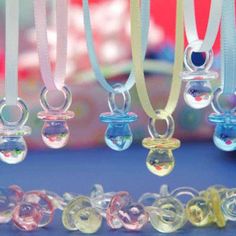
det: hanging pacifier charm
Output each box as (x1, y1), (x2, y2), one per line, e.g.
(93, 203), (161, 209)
(180, 41), (218, 109)
(142, 110), (180, 177)
(37, 86), (74, 149)
(0, 98), (31, 164)
(208, 88), (236, 151)
(100, 84), (137, 151)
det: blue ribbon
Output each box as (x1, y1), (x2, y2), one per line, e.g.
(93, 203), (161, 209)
(82, 0), (150, 93)
(221, 0), (236, 94)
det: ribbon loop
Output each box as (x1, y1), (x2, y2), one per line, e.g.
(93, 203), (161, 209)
(34, 0), (68, 91)
(130, 0), (184, 121)
(184, 0), (223, 52)
(83, 0), (150, 93)
(5, 0), (19, 106)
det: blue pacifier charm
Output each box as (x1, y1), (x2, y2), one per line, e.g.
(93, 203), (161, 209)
(100, 84), (137, 151)
(180, 41), (218, 109)
(208, 88), (236, 151)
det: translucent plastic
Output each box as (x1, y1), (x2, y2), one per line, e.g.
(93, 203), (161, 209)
(38, 86), (74, 149)
(0, 185), (23, 223)
(62, 196), (102, 234)
(186, 197), (211, 227)
(146, 149), (175, 176)
(149, 196), (186, 233)
(106, 192), (132, 229)
(184, 80), (213, 109)
(0, 98), (31, 164)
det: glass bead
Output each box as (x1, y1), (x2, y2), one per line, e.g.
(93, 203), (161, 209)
(118, 202), (149, 231)
(149, 196), (186, 233)
(0, 186), (23, 223)
(146, 149), (175, 177)
(213, 124), (236, 151)
(184, 80), (213, 109)
(186, 197), (211, 227)
(106, 192), (132, 229)
(12, 202), (42, 231)
(0, 136), (27, 164)
(62, 196), (102, 234)
(23, 191), (54, 227)
(42, 121), (70, 149)
(105, 123), (133, 151)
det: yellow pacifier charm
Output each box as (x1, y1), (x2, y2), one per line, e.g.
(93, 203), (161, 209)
(142, 110), (180, 176)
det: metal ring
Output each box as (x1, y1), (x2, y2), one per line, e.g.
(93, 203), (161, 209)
(108, 83), (131, 113)
(211, 87), (235, 114)
(40, 86), (72, 112)
(184, 41), (214, 72)
(0, 98), (29, 128)
(148, 110), (175, 139)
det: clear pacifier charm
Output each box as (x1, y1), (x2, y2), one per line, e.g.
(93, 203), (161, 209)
(221, 188), (236, 221)
(208, 88), (236, 151)
(148, 185), (186, 233)
(37, 86), (74, 149)
(100, 84), (137, 151)
(62, 195), (102, 234)
(142, 110), (180, 176)
(0, 98), (31, 164)
(180, 41), (218, 109)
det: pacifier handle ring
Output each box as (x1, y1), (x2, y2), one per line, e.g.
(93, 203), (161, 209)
(211, 87), (236, 114)
(0, 97), (29, 128)
(184, 40), (214, 72)
(148, 110), (175, 139)
(108, 83), (131, 113)
(171, 187), (199, 205)
(40, 86), (72, 112)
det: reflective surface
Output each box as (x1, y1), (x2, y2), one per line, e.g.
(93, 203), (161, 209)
(146, 149), (175, 176)
(184, 81), (213, 109)
(0, 136), (27, 164)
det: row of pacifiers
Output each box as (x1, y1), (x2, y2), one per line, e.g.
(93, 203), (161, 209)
(1, 184), (236, 234)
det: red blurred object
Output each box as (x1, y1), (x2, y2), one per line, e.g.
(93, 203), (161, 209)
(73, 0), (220, 52)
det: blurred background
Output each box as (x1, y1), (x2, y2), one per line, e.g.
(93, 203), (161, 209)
(0, 0), (223, 148)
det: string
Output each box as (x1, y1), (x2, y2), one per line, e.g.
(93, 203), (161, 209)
(82, 0), (150, 93)
(221, 0), (236, 95)
(184, 0), (222, 52)
(130, 0), (184, 120)
(5, 0), (19, 106)
(34, 0), (68, 91)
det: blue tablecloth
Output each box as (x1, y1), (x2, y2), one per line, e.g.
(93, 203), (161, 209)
(0, 141), (236, 235)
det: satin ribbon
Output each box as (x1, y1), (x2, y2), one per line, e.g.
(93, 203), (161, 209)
(82, 0), (150, 93)
(5, 0), (19, 106)
(130, 0), (184, 120)
(184, 0), (222, 52)
(221, 0), (236, 95)
(34, 0), (68, 91)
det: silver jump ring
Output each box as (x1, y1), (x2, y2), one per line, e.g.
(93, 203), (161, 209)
(0, 97), (29, 128)
(40, 86), (72, 112)
(148, 110), (175, 139)
(108, 83), (131, 113)
(184, 40), (214, 72)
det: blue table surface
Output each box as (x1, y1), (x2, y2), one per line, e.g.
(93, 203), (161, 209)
(1, 141), (236, 236)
